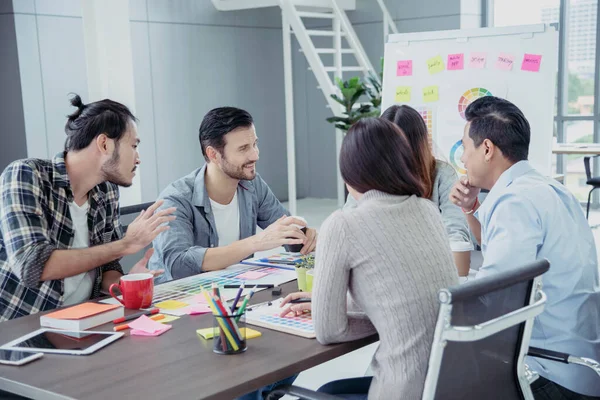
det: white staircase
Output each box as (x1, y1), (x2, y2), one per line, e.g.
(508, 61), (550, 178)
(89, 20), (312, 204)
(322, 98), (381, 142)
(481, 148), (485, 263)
(212, 0), (398, 212)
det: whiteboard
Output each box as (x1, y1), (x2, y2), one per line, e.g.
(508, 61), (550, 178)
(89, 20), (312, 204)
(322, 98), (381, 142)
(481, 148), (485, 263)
(381, 24), (558, 176)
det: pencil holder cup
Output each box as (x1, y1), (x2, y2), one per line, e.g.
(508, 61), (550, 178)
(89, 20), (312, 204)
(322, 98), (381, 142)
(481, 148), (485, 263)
(212, 312), (247, 355)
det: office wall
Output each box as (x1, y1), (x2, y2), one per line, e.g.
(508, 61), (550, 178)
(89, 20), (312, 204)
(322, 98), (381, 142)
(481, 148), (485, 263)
(5, 0), (479, 201)
(7, 0), (290, 201)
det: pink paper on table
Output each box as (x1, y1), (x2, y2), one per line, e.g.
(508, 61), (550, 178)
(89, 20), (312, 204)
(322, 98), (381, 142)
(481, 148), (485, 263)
(447, 54), (464, 70)
(521, 54), (542, 72)
(131, 325), (172, 337)
(236, 270), (269, 280)
(496, 53), (514, 71)
(396, 60), (412, 76)
(189, 294), (210, 304)
(186, 304), (212, 315)
(128, 314), (171, 335)
(469, 52), (487, 69)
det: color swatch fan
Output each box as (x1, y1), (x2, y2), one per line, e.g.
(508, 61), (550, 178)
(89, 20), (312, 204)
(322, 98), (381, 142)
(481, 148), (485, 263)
(458, 87), (493, 119)
(246, 298), (315, 339)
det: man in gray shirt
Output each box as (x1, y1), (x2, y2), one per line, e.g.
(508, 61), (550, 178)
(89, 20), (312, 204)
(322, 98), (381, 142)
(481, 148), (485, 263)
(149, 107), (317, 284)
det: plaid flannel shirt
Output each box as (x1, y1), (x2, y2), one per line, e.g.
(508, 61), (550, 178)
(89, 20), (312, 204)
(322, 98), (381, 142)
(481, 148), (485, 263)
(0, 152), (124, 322)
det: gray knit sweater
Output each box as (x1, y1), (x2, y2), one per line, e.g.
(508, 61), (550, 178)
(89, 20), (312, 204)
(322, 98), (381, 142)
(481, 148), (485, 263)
(313, 191), (459, 399)
(344, 161), (470, 243)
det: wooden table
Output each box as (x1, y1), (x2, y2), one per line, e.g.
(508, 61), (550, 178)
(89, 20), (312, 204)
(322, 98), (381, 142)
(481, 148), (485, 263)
(0, 282), (377, 400)
(552, 144), (600, 155)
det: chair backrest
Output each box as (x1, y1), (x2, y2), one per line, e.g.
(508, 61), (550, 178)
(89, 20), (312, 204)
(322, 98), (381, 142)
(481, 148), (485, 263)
(422, 259), (550, 400)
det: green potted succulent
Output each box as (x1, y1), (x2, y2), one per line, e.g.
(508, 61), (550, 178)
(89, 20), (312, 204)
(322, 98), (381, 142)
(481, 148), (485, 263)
(295, 254), (315, 292)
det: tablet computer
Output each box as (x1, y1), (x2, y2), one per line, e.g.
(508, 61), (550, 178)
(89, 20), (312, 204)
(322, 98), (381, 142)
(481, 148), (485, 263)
(0, 328), (124, 355)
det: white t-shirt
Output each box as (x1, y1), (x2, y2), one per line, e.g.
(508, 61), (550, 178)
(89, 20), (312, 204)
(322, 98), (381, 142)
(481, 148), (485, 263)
(209, 192), (240, 247)
(63, 200), (95, 306)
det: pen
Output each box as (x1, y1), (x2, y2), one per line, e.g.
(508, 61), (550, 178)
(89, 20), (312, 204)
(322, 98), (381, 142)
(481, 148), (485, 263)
(113, 308), (160, 324)
(289, 299), (311, 304)
(259, 259), (298, 265)
(224, 284), (274, 289)
(113, 314), (165, 331)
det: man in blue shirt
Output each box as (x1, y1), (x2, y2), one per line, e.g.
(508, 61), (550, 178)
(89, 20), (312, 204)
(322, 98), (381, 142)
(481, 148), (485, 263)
(149, 107), (317, 284)
(450, 96), (600, 399)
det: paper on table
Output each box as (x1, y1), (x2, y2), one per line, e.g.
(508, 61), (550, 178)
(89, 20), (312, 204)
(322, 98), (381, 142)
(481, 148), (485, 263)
(131, 325), (172, 337)
(186, 304), (212, 315)
(196, 327), (262, 340)
(157, 315), (180, 324)
(155, 300), (189, 310)
(235, 271), (269, 280)
(129, 315), (171, 334)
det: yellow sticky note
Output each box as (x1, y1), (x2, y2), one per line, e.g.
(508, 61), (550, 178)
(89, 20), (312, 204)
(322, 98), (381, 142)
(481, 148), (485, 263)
(423, 86), (439, 103)
(155, 300), (189, 310)
(157, 315), (180, 324)
(427, 55), (444, 74)
(196, 327), (262, 340)
(395, 86), (411, 102)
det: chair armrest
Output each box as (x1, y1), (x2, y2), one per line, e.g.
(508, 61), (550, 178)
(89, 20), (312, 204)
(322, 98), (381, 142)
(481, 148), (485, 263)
(529, 347), (600, 377)
(528, 346), (569, 363)
(265, 385), (344, 400)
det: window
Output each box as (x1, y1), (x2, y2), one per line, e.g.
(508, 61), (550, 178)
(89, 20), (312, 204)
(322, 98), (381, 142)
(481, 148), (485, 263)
(492, 0), (599, 203)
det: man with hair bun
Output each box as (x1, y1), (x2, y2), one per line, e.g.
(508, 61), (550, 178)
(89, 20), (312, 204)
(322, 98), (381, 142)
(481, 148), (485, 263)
(0, 94), (176, 322)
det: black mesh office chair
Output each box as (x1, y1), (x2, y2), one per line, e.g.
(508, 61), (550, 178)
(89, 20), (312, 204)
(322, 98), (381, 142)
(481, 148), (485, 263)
(584, 155), (600, 219)
(265, 260), (598, 400)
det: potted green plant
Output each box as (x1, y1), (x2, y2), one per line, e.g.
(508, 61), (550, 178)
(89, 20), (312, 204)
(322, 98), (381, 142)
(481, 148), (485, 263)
(325, 58), (384, 133)
(295, 254), (315, 292)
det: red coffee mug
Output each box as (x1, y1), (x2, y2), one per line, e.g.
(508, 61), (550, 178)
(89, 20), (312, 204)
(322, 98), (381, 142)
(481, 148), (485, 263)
(109, 273), (154, 309)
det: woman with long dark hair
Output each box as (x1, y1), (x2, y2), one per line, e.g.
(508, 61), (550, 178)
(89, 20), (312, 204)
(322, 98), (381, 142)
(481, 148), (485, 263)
(280, 118), (458, 399)
(345, 105), (473, 278)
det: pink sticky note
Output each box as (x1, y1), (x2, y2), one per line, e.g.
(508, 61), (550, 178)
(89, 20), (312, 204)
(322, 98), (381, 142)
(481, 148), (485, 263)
(236, 271), (269, 280)
(521, 54), (542, 72)
(396, 60), (412, 77)
(190, 294), (210, 304)
(186, 304), (212, 315)
(131, 325), (172, 337)
(469, 52), (487, 69)
(128, 315), (169, 334)
(496, 53), (515, 71)
(447, 54), (464, 70)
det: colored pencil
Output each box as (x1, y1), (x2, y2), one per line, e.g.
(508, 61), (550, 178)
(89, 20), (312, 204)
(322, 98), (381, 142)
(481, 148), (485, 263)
(203, 291), (238, 351)
(230, 283), (245, 313)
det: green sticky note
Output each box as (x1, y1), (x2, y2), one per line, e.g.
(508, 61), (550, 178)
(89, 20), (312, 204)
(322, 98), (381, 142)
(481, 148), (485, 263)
(423, 86), (439, 103)
(427, 55), (445, 74)
(395, 86), (411, 102)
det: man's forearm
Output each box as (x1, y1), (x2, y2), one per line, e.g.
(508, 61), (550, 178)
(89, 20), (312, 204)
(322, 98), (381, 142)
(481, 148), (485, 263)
(200, 237), (257, 272)
(466, 213), (481, 245)
(41, 240), (131, 281)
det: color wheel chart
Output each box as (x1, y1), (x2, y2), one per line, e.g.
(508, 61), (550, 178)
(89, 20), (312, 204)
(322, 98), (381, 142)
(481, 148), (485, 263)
(458, 87), (493, 120)
(449, 140), (467, 174)
(450, 87), (493, 174)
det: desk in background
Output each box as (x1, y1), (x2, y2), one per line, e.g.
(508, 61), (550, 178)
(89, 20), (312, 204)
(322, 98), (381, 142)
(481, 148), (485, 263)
(0, 281), (377, 400)
(552, 143), (600, 155)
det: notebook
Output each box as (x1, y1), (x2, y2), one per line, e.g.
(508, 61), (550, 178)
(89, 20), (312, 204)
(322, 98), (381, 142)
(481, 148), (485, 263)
(40, 303), (124, 331)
